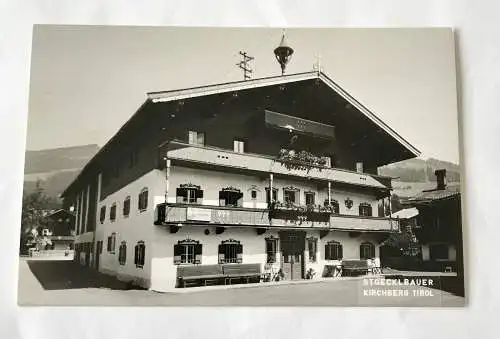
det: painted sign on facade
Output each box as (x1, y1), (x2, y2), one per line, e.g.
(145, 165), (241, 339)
(186, 207), (212, 221)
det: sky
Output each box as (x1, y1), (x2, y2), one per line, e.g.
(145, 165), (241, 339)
(26, 26), (460, 164)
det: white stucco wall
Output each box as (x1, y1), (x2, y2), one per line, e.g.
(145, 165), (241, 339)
(150, 226), (282, 292)
(93, 169), (166, 287)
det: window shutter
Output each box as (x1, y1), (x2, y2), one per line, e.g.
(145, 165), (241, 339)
(194, 244), (202, 264)
(236, 244), (243, 263)
(134, 245), (138, 265)
(324, 244), (328, 260)
(339, 245), (343, 260)
(218, 244), (225, 264)
(173, 244), (182, 264)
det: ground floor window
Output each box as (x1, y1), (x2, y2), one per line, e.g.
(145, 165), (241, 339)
(174, 239), (202, 264)
(118, 241), (126, 265)
(134, 241), (146, 268)
(307, 237), (318, 262)
(325, 240), (343, 260)
(218, 239), (242, 264)
(429, 243), (449, 260)
(107, 233), (116, 253)
(360, 242), (375, 259)
(265, 236), (279, 263)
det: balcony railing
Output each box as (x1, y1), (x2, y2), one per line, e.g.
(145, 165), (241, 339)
(161, 141), (392, 190)
(156, 203), (399, 232)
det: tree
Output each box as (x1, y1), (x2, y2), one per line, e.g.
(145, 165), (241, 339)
(19, 181), (59, 254)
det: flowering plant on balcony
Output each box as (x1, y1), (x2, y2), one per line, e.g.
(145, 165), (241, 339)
(277, 149), (327, 173)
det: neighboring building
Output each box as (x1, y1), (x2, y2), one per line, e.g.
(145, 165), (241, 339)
(41, 209), (76, 250)
(404, 169), (462, 272)
(61, 69), (420, 291)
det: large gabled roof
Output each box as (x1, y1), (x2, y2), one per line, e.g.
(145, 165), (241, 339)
(62, 70), (420, 198)
(148, 71), (420, 157)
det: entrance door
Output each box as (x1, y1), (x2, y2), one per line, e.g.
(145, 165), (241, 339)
(280, 230), (305, 280)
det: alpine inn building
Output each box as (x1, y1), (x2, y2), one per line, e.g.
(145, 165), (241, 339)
(61, 71), (420, 292)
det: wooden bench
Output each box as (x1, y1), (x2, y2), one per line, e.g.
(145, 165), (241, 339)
(341, 259), (370, 277)
(222, 263), (263, 285)
(177, 265), (224, 288)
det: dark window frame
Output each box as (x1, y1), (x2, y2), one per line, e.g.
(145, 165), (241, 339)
(307, 237), (318, 262)
(123, 196), (131, 217)
(134, 241), (146, 268)
(359, 203), (373, 217)
(107, 233), (116, 254)
(118, 241), (127, 265)
(110, 203), (117, 222)
(265, 187), (278, 204)
(325, 240), (343, 260)
(99, 206), (106, 224)
(305, 191), (315, 206)
(138, 188), (148, 212)
(173, 239), (202, 265)
(360, 242), (376, 260)
(218, 239), (242, 264)
(265, 236), (279, 263)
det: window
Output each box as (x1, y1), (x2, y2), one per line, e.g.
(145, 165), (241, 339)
(265, 236), (279, 263)
(324, 199), (340, 214)
(305, 192), (315, 205)
(173, 239), (202, 264)
(283, 188), (298, 204)
(188, 130), (205, 146)
(251, 190), (257, 199)
(219, 187), (243, 207)
(99, 206), (106, 223)
(325, 241), (343, 260)
(138, 188), (148, 211)
(107, 233), (116, 253)
(110, 203), (117, 222)
(233, 139), (245, 153)
(123, 196), (131, 217)
(307, 238), (318, 262)
(118, 241), (127, 265)
(218, 239), (242, 264)
(42, 228), (50, 236)
(360, 242), (375, 260)
(176, 184), (203, 204)
(430, 243), (449, 260)
(265, 188), (278, 204)
(134, 241), (146, 268)
(359, 203), (373, 216)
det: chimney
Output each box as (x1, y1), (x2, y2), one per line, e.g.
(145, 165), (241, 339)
(435, 169), (447, 190)
(356, 162), (364, 173)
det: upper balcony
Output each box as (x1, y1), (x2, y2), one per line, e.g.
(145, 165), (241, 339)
(155, 203), (399, 232)
(160, 141), (392, 190)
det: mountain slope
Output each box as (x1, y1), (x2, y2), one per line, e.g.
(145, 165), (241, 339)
(23, 144), (99, 198)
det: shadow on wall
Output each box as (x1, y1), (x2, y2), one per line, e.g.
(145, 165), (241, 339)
(26, 260), (146, 291)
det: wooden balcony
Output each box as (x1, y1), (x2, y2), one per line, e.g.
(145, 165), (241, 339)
(156, 203), (399, 232)
(160, 141), (392, 190)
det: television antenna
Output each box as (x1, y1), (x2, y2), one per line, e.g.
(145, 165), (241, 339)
(236, 51), (254, 80)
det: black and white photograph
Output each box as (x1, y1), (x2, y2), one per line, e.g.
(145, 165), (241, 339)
(17, 25), (465, 307)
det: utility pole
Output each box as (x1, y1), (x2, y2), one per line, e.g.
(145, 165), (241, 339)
(236, 51), (254, 80)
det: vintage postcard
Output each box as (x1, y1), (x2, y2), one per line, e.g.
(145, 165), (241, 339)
(18, 26), (465, 306)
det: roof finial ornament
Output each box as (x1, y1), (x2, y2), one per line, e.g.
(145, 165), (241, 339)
(274, 29), (294, 75)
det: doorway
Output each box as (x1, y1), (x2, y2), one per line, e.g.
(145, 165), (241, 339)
(279, 230), (305, 280)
